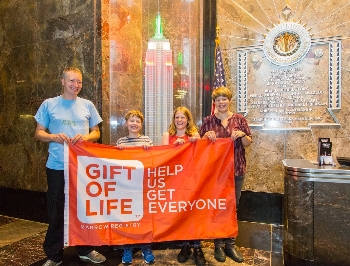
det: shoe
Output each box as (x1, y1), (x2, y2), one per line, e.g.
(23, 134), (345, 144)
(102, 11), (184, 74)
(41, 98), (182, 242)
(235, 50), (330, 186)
(214, 247), (226, 262)
(142, 248), (155, 264)
(79, 250), (106, 264)
(122, 247), (133, 264)
(193, 247), (206, 266)
(177, 244), (192, 263)
(225, 246), (244, 263)
(42, 260), (62, 266)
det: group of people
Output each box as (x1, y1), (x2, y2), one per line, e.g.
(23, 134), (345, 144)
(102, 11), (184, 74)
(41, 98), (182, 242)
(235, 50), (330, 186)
(34, 67), (252, 266)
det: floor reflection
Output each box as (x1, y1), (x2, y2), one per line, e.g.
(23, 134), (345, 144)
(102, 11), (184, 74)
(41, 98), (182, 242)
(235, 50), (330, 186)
(0, 215), (282, 266)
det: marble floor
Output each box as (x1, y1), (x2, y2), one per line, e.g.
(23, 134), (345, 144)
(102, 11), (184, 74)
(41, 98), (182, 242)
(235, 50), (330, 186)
(0, 215), (283, 266)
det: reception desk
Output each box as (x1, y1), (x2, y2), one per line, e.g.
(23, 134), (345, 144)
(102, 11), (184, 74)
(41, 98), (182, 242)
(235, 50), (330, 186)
(283, 159), (350, 266)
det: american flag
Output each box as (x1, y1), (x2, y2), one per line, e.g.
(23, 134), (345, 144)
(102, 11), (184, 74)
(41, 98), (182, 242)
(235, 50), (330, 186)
(211, 44), (226, 115)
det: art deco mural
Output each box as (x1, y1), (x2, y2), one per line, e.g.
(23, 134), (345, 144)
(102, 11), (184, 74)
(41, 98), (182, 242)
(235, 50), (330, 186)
(218, 0), (350, 192)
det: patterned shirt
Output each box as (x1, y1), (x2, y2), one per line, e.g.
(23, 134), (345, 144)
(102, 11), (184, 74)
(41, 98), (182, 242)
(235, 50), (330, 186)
(200, 113), (252, 177)
(116, 135), (153, 147)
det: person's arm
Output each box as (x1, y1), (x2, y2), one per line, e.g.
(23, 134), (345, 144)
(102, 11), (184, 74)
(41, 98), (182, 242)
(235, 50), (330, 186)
(35, 123), (70, 144)
(161, 132), (170, 145)
(231, 131), (252, 147)
(240, 134), (252, 147)
(84, 125), (100, 142)
(230, 116), (252, 147)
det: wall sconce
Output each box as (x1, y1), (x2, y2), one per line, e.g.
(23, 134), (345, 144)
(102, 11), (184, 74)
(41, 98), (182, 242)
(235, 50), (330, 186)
(314, 49), (324, 59)
(251, 55), (260, 64)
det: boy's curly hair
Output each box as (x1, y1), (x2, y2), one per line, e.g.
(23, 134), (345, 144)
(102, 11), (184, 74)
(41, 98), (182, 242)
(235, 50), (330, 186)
(125, 109), (144, 124)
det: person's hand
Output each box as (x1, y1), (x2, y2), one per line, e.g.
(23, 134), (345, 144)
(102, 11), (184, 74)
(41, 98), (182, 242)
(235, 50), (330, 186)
(142, 144), (151, 150)
(204, 131), (216, 142)
(174, 138), (186, 145)
(189, 136), (200, 143)
(116, 144), (125, 150)
(71, 133), (85, 144)
(51, 133), (70, 144)
(231, 130), (246, 141)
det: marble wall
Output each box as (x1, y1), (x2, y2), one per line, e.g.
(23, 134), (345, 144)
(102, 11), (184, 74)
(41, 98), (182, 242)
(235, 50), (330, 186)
(218, 0), (350, 193)
(0, 0), (102, 191)
(1, 0), (350, 197)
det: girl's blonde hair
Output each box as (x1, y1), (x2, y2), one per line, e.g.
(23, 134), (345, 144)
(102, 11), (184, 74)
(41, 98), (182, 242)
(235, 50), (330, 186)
(168, 106), (198, 136)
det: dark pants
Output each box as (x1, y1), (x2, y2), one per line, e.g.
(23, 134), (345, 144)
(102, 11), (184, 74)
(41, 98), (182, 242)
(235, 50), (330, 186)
(183, 240), (201, 247)
(44, 168), (93, 262)
(214, 175), (244, 248)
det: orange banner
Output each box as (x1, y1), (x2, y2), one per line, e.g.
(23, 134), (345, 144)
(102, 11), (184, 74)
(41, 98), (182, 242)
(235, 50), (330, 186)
(64, 138), (237, 246)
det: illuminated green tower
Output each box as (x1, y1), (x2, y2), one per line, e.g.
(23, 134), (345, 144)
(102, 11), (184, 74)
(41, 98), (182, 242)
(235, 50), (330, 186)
(144, 13), (174, 145)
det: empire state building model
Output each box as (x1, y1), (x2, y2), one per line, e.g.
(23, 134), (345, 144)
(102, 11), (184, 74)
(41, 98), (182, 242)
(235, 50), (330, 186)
(144, 13), (174, 145)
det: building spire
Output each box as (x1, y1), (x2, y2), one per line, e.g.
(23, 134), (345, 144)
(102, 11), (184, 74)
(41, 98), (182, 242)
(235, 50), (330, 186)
(153, 0), (163, 39)
(154, 12), (163, 38)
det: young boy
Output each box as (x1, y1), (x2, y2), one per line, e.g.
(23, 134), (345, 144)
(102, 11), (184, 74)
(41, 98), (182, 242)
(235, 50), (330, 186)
(116, 109), (155, 264)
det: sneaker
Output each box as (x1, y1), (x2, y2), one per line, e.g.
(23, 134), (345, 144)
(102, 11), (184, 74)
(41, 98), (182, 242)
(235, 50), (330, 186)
(193, 247), (206, 266)
(177, 244), (192, 263)
(122, 247), (133, 264)
(79, 250), (106, 264)
(142, 249), (155, 264)
(42, 260), (62, 266)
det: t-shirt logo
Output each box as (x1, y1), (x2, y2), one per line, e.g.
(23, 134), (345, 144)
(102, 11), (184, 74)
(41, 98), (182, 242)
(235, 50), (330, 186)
(62, 120), (76, 126)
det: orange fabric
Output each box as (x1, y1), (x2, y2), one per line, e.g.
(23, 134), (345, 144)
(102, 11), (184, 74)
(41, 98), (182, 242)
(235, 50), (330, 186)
(168, 134), (189, 144)
(64, 138), (237, 246)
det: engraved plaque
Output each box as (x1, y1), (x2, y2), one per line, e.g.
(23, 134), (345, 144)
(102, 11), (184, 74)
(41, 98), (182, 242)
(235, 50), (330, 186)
(236, 39), (341, 130)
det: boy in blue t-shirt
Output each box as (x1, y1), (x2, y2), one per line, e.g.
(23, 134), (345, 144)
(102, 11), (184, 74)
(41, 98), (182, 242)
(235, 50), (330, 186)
(116, 109), (154, 264)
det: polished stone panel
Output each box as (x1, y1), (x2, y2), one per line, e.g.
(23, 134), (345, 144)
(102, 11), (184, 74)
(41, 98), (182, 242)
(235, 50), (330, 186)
(284, 178), (314, 260)
(238, 191), (282, 224)
(0, 0), (102, 192)
(236, 221), (272, 252)
(0, 187), (48, 223)
(313, 182), (350, 264)
(0, 219), (48, 248)
(271, 225), (283, 253)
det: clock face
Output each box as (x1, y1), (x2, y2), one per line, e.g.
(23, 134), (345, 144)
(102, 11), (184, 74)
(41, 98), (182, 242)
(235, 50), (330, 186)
(263, 22), (311, 66)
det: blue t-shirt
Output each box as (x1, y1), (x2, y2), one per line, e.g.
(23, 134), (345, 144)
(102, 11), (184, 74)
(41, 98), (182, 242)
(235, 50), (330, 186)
(34, 96), (103, 170)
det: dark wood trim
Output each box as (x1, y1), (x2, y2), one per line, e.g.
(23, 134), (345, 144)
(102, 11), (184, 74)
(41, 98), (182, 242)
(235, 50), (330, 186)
(202, 0), (217, 118)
